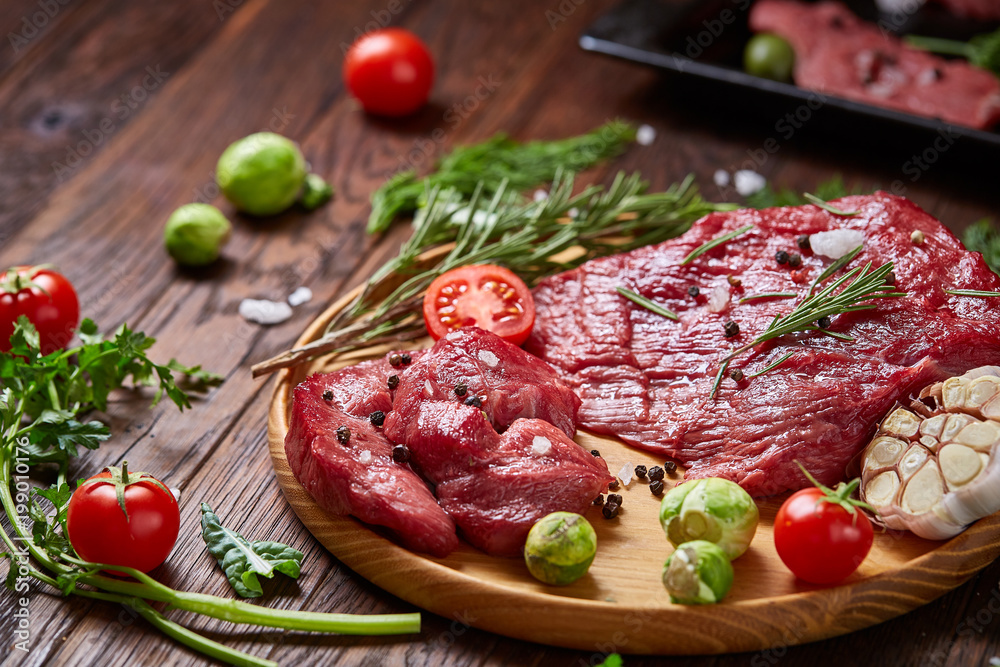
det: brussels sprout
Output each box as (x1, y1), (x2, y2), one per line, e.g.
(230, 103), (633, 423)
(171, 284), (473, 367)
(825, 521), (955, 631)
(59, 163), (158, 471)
(662, 540), (734, 605)
(300, 173), (334, 210)
(216, 132), (307, 216)
(163, 203), (232, 266)
(659, 477), (759, 560)
(523, 512), (597, 585)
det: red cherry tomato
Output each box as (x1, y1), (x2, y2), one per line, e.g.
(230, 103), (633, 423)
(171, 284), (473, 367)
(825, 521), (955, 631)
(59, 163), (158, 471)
(423, 264), (536, 345)
(343, 28), (434, 116)
(0, 265), (80, 355)
(66, 463), (180, 574)
(773, 485), (874, 584)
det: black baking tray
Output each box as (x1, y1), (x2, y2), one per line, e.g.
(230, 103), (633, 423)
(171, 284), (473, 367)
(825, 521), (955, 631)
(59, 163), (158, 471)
(580, 0), (1000, 151)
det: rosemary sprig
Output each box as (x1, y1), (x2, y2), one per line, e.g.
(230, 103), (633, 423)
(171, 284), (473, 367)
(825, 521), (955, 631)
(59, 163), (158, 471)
(710, 260), (906, 397)
(367, 120), (637, 233)
(807, 245), (864, 297)
(739, 292), (796, 303)
(616, 287), (678, 321)
(945, 289), (1000, 297)
(253, 172), (733, 376)
(804, 192), (859, 217)
(680, 224), (754, 265)
(745, 351), (794, 379)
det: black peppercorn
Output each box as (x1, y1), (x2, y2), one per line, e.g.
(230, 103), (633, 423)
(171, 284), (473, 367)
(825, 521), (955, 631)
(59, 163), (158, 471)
(464, 395), (482, 408)
(648, 466), (665, 482)
(818, 315), (831, 329)
(602, 502), (620, 519)
(593, 495), (604, 506)
(454, 382), (468, 397)
(392, 444), (410, 463)
(322, 389), (333, 402)
(797, 234), (811, 250)
(788, 253), (802, 268)
(590, 449), (601, 457)
(663, 461), (678, 474)
(387, 375), (399, 390)
(607, 493), (623, 506)
(401, 353), (412, 365)
(730, 368), (745, 382)
(724, 321), (740, 337)
(688, 286), (700, 298)
(649, 479), (665, 496)
(886, 271), (896, 285)
(634, 465), (647, 479)
(336, 426), (350, 445)
(369, 410), (385, 427)
(775, 250), (789, 265)
(608, 479), (620, 491)
(389, 354), (403, 367)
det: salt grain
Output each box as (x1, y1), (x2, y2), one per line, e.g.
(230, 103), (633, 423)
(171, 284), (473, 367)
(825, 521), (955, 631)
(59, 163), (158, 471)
(809, 229), (865, 259)
(478, 349), (499, 368)
(618, 462), (634, 487)
(288, 286), (313, 307)
(424, 379), (434, 396)
(358, 450), (372, 464)
(706, 284), (730, 314)
(531, 435), (552, 456)
(713, 169), (730, 188)
(533, 189), (549, 202)
(636, 124), (657, 146)
(169, 487), (181, 503)
(734, 170), (766, 196)
(239, 298), (293, 325)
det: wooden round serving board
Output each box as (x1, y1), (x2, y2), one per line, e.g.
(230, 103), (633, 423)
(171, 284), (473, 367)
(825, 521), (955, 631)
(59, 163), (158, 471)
(266, 288), (1000, 655)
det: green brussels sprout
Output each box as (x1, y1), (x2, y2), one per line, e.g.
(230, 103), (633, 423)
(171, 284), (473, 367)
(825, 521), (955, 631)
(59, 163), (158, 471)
(662, 540), (734, 605)
(216, 132), (307, 216)
(523, 512), (597, 586)
(163, 203), (232, 266)
(300, 173), (334, 210)
(659, 477), (759, 560)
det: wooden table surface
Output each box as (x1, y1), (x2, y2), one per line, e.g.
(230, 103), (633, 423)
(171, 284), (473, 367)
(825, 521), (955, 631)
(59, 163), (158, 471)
(2, 0), (999, 665)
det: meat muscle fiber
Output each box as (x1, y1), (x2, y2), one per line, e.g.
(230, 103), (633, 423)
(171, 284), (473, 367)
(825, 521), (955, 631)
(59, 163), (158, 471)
(526, 193), (1000, 497)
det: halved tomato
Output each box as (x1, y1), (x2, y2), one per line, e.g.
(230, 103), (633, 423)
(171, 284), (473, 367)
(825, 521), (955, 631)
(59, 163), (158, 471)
(422, 264), (535, 345)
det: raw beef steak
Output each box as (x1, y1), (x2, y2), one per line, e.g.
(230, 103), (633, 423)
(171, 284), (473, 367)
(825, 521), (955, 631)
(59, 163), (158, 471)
(526, 193), (1000, 496)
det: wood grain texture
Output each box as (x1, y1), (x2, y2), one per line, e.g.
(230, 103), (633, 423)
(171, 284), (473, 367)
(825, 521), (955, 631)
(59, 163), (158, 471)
(2, 0), (1000, 665)
(265, 286), (1000, 655)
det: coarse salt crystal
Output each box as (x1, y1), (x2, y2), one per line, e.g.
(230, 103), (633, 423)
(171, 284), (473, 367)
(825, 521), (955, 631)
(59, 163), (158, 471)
(713, 169), (730, 188)
(424, 379), (434, 396)
(636, 124), (657, 146)
(239, 298), (293, 325)
(618, 462), (634, 487)
(706, 284), (730, 314)
(531, 436), (552, 456)
(734, 170), (766, 196)
(288, 286), (312, 307)
(478, 349), (499, 368)
(358, 450), (372, 464)
(533, 189), (549, 202)
(809, 229), (865, 259)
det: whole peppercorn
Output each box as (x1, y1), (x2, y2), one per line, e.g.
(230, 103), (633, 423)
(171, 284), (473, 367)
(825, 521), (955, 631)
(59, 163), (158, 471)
(724, 321), (740, 338)
(322, 389), (334, 402)
(389, 354), (403, 367)
(369, 410), (386, 427)
(634, 465), (648, 479)
(788, 253), (802, 268)
(607, 493), (623, 506)
(727, 275), (742, 287)
(663, 461), (678, 475)
(593, 495), (604, 506)
(688, 286), (700, 298)
(730, 368), (745, 382)
(464, 395), (483, 408)
(797, 234), (811, 250)
(648, 466), (665, 482)
(392, 444), (410, 463)
(590, 449), (601, 457)
(387, 374), (400, 390)
(602, 502), (620, 520)
(401, 353), (412, 365)
(336, 426), (351, 445)
(775, 250), (789, 265)
(886, 271), (896, 285)
(454, 382), (468, 397)
(649, 479), (665, 496)
(608, 479), (620, 491)
(817, 315), (832, 329)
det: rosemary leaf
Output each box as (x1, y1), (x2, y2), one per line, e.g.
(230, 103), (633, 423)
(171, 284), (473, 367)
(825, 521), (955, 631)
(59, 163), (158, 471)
(804, 192), (859, 217)
(680, 224), (754, 266)
(945, 289), (1000, 297)
(808, 244), (864, 296)
(746, 352), (794, 379)
(616, 287), (679, 321)
(739, 292), (796, 303)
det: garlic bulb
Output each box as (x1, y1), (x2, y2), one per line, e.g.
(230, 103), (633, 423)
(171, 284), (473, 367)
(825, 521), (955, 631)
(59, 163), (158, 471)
(860, 366), (1000, 540)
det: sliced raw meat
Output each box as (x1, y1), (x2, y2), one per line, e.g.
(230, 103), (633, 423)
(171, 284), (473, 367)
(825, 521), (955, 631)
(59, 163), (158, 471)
(749, 0), (1000, 130)
(930, 0), (1000, 19)
(526, 192), (1000, 497)
(285, 352), (460, 558)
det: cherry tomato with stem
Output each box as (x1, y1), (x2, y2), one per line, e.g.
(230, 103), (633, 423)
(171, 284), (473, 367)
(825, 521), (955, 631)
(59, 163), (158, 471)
(0, 265), (80, 355)
(773, 468), (874, 585)
(343, 28), (435, 116)
(423, 264), (535, 345)
(66, 462), (180, 575)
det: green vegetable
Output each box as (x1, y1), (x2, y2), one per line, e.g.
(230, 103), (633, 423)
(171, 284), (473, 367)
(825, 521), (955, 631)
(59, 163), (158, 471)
(906, 27), (1000, 78)
(164, 203), (232, 266)
(962, 219), (1000, 275)
(300, 173), (334, 210)
(366, 120), (638, 233)
(216, 132), (307, 216)
(523, 512), (597, 585)
(0, 317), (418, 667)
(200, 502), (303, 598)
(662, 540), (734, 605)
(744, 33), (795, 82)
(596, 654), (624, 667)
(659, 478), (759, 560)
(744, 175), (854, 209)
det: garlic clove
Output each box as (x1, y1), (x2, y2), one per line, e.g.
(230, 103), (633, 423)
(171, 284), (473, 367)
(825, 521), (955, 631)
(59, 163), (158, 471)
(898, 445), (929, 481)
(919, 414), (946, 439)
(864, 470), (900, 509)
(864, 436), (908, 471)
(940, 377), (967, 411)
(882, 407), (921, 437)
(954, 420), (1000, 451)
(900, 461), (944, 515)
(938, 444), (982, 488)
